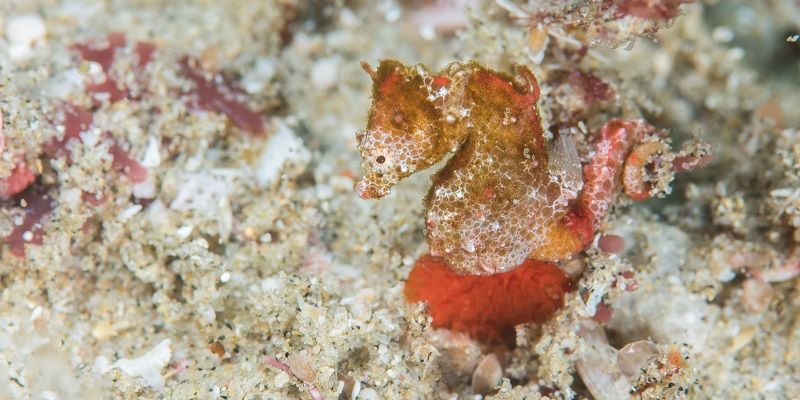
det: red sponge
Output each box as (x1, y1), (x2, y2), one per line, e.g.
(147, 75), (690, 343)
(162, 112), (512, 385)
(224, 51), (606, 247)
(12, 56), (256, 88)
(404, 255), (571, 344)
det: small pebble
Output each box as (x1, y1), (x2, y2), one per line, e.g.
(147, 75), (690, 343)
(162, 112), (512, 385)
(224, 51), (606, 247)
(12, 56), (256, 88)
(471, 353), (502, 396)
(287, 351), (316, 382)
(274, 371), (290, 388)
(357, 388), (379, 400)
(207, 342), (225, 357)
(598, 234), (626, 254)
(561, 258), (585, 277)
(5, 14), (46, 61)
(741, 278), (773, 313)
(311, 57), (339, 91)
(617, 340), (659, 376)
(6, 14), (46, 46)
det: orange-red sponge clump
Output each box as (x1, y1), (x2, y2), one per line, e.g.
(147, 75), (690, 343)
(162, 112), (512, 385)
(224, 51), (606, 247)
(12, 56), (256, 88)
(404, 255), (571, 344)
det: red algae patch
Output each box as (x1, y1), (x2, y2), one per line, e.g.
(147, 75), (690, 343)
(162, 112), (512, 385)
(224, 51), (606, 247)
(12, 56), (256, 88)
(47, 104), (148, 183)
(47, 105), (93, 157)
(109, 142), (148, 183)
(179, 57), (266, 135)
(566, 70), (615, 104)
(73, 32), (128, 102)
(4, 185), (55, 257)
(1, 111), (35, 198)
(404, 255), (571, 344)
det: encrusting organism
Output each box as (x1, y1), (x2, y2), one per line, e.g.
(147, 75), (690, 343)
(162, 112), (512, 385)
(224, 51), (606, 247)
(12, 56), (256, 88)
(404, 255), (571, 343)
(496, 0), (695, 54)
(355, 60), (709, 341)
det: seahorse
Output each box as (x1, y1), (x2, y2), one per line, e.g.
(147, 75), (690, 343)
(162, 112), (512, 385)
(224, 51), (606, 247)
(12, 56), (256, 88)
(355, 60), (709, 342)
(355, 60), (594, 275)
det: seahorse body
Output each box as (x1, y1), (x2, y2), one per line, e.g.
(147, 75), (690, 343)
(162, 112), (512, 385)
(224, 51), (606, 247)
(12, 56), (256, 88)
(356, 60), (584, 275)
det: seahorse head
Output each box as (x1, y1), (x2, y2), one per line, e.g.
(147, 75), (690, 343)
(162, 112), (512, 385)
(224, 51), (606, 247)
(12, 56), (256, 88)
(354, 60), (449, 199)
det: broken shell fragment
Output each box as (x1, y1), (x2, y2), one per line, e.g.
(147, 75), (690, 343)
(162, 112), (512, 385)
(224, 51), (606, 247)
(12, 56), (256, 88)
(618, 340), (659, 377)
(286, 351), (316, 383)
(471, 353), (502, 396)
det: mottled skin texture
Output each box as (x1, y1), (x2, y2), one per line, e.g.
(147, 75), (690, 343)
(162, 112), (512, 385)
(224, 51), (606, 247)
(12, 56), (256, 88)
(356, 61), (650, 275)
(355, 60), (458, 199)
(357, 60), (587, 275)
(355, 61), (672, 340)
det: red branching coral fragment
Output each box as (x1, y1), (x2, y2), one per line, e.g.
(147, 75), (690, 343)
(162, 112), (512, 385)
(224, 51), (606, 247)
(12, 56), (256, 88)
(404, 255), (571, 344)
(179, 57), (266, 135)
(4, 185), (56, 257)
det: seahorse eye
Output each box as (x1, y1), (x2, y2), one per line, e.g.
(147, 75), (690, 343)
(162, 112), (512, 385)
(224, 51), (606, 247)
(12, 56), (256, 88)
(376, 155), (386, 164)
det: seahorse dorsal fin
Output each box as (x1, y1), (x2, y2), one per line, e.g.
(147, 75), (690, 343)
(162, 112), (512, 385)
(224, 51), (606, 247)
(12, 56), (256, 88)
(548, 132), (584, 197)
(361, 61), (377, 81)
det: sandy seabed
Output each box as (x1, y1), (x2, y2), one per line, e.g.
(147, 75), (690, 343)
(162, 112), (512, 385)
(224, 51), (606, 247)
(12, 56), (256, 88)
(0, 1), (799, 399)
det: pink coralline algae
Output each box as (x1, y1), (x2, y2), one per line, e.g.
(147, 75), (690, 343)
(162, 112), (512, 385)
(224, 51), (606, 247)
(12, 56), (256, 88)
(49, 105), (148, 184)
(75, 33), (266, 135)
(109, 142), (149, 183)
